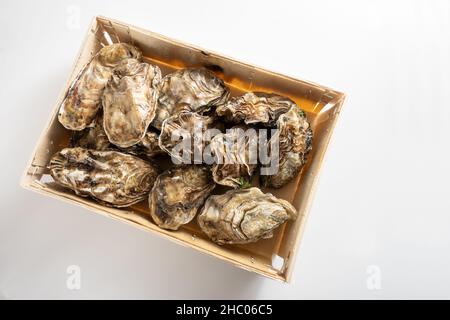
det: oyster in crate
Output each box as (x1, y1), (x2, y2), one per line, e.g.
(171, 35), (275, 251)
(216, 92), (296, 127)
(58, 43), (142, 131)
(148, 165), (215, 230)
(70, 113), (110, 151)
(261, 107), (313, 188)
(209, 126), (258, 188)
(159, 111), (220, 164)
(152, 68), (229, 129)
(103, 59), (162, 148)
(71, 114), (163, 159)
(120, 131), (164, 159)
(48, 147), (158, 207)
(198, 187), (297, 245)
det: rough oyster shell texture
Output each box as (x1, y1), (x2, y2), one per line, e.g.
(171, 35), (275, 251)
(261, 107), (313, 188)
(148, 165), (215, 230)
(70, 113), (110, 151)
(58, 43), (142, 131)
(159, 111), (219, 164)
(152, 68), (230, 129)
(216, 92), (296, 127)
(103, 59), (162, 148)
(198, 187), (297, 245)
(48, 147), (158, 207)
(209, 126), (258, 188)
(71, 113), (163, 159)
(120, 131), (164, 159)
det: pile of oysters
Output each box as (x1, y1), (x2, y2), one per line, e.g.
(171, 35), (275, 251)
(49, 43), (313, 245)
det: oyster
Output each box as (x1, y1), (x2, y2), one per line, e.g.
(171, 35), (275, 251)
(58, 43), (142, 131)
(148, 165), (215, 230)
(103, 59), (162, 148)
(216, 92), (295, 127)
(70, 113), (110, 151)
(159, 111), (219, 164)
(71, 114), (163, 159)
(198, 187), (297, 245)
(261, 107), (313, 188)
(48, 147), (158, 207)
(209, 126), (258, 188)
(152, 68), (230, 129)
(120, 131), (164, 159)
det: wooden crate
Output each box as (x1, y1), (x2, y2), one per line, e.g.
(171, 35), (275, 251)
(21, 16), (345, 282)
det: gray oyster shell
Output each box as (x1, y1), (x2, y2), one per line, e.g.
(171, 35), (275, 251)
(121, 131), (164, 158)
(70, 113), (110, 151)
(152, 68), (229, 129)
(58, 43), (142, 131)
(148, 165), (215, 230)
(159, 111), (219, 164)
(198, 187), (297, 245)
(71, 113), (163, 159)
(48, 147), (158, 207)
(216, 92), (295, 127)
(261, 106), (313, 188)
(209, 126), (257, 188)
(103, 59), (162, 148)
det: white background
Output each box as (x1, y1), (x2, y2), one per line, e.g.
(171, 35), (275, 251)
(1, 0), (449, 299)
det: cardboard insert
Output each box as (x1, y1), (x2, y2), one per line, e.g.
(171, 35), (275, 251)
(21, 16), (345, 282)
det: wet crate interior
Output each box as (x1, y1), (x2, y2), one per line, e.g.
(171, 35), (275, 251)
(21, 16), (345, 282)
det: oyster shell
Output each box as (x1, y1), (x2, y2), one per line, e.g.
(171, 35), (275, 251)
(103, 59), (162, 148)
(209, 126), (258, 188)
(216, 92), (295, 127)
(58, 43), (142, 131)
(159, 111), (219, 164)
(198, 187), (297, 245)
(148, 165), (215, 230)
(261, 106), (313, 188)
(71, 113), (163, 159)
(70, 113), (110, 151)
(152, 68), (230, 129)
(48, 147), (158, 207)
(121, 131), (164, 158)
